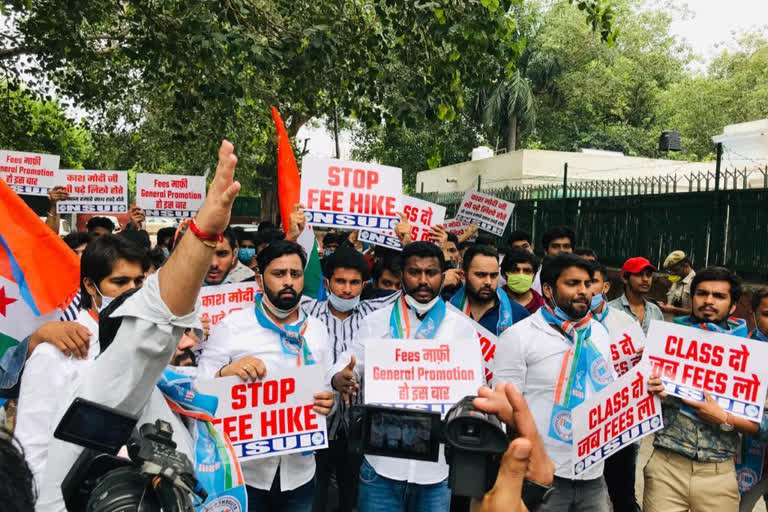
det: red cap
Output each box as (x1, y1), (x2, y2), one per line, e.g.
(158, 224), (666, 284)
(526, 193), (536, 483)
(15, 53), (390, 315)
(621, 257), (657, 275)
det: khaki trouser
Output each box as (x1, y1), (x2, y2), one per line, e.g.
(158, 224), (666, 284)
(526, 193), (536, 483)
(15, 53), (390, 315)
(643, 447), (739, 512)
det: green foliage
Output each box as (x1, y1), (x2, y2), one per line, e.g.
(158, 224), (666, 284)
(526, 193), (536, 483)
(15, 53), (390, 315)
(352, 117), (485, 192)
(660, 31), (768, 159)
(0, 84), (94, 168)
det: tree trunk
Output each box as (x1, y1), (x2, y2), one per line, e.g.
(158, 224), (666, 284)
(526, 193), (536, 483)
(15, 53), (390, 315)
(506, 115), (518, 152)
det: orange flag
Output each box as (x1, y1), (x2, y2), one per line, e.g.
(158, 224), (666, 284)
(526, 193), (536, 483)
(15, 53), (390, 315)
(0, 179), (79, 315)
(271, 106), (301, 233)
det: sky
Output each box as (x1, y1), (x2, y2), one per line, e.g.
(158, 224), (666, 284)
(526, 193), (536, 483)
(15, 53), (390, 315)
(668, 0), (768, 69)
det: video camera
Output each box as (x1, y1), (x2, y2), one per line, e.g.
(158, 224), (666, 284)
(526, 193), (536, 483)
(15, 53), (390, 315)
(54, 398), (205, 512)
(348, 396), (509, 498)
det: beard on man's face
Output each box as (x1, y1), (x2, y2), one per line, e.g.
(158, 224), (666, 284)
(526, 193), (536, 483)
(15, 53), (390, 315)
(403, 281), (439, 304)
(466, 281), (495, 303)
(552, 290), (589, 319)
(265, 284), (300, 310)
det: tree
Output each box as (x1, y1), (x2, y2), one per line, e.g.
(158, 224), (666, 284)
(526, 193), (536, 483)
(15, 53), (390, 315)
(660, 31), (768, 159)
(0, 84), (95, 168)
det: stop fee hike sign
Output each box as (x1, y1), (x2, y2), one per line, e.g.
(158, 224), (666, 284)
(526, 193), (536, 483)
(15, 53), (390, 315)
(644, 320), (768, 422)
(300, 157), (402, 231)
(195, 365), (328, 462)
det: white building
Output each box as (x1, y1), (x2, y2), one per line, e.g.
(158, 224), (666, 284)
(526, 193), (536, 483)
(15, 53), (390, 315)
(415, 148), (715, 194)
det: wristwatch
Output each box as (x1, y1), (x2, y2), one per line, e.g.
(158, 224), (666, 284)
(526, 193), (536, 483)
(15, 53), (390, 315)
(720, 412), (735, 432)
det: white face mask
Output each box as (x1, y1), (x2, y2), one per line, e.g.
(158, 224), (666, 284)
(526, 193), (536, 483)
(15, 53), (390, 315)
(328, 291), (360, 313)
(261, 290), (299, 319)
(404, 293), (440, 315)
(90, 280), (115, 313)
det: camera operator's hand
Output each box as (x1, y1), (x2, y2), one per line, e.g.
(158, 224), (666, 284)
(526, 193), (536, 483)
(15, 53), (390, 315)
(219, 356), (266, 381)
(474, 382), (554, 486)
(28, 321), (91, 359)
(313, 391), (334, 415)
(332, 356), (359, 405)
(472, 438), (532, 512)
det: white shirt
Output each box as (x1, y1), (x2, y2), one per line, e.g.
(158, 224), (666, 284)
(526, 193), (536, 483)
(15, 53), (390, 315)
(197, 308), (339, 491)
(350, 302), (480, 485)
(37, 273), (198, 512)
(532, 267), (542, 294)
(16, 309), (101, 490)
(492, 309), (615, 480)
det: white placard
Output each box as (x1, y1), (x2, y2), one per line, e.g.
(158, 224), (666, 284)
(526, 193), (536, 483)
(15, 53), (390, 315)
(644, 320), (768, 422)
(455, 191), (514, 236)
(608, 321), (646, 377)
(572, 363), (663, 476)
(0, 149), (60, 196)
(364, 338), (482, 416)
(195, 365), (328, 462)
(359, 195), (447, 251)
(56, 170), (128, 213)
(199, 282), (261, 327)
(136, 173), (206, 218)
(300, 157), (402, 230)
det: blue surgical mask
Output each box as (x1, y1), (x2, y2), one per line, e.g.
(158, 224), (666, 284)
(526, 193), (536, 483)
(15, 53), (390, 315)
(590, 293), (604, 311)
(328, 291), (360, 313)
(324, 250), (334, 257)
(238, 247), (256, 265)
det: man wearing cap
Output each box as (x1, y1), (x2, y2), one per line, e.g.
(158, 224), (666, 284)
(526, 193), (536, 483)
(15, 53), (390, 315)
(658, 250), (695, 317)
(608, 257), (664, 334)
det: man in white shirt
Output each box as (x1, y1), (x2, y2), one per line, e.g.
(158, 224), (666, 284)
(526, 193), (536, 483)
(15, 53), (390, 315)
(37, 139), (242, 511)
(588, 262), (643, 512)
(16, 235), (148, 491)
(197, 240), (337, 512)
(493, 253), (615, 512)
(531, 226), (575, 294)
(351, 241), (480, 512)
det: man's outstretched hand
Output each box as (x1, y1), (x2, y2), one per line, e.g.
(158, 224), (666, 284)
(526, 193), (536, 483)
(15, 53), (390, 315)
(195, 141), (241, 235)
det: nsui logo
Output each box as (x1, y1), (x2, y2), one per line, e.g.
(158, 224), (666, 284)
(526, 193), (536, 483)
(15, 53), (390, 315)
(201, 496), (242, 512)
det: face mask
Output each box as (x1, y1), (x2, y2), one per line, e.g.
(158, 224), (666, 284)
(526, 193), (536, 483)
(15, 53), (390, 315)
(445, 260), (458, 270)
(261, 291), (299, 319)
(91, 281), (114, 313)
(324, 250), (334, 257)
(546, 289), (586, 322)
(373, 288), (398, 298)
(328, 291), (360, 312)
(238, 247), (256, 265)
(590, 293), (604, 311)
(506, 274), (533, 294)
(404, 293), (440, 315)
(161, 247), (170, 259)
(668, 275), (682, 283)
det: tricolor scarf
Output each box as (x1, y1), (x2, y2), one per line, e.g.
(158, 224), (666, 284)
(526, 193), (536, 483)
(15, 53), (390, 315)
(541, 305), (613, 444)
(449, 285), (514, 336)
(751, 328), (768, 342)
(389, 294), (446, 339)
(157, 369), (247, 511)
(673, 315), (750, 337)
(254, 293), (315, 366)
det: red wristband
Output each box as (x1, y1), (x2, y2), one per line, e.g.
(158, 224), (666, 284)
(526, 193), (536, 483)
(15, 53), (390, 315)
(189, 218), (224, 243)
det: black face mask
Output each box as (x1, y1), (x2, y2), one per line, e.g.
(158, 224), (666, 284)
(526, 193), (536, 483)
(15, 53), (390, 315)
(372, 288), (398, 298)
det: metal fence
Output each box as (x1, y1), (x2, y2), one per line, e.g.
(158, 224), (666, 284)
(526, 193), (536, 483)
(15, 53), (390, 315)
(416, 167), (768, 280)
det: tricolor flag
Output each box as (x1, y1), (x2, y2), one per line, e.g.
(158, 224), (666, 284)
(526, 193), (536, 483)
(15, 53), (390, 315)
(271, 106), (324, 299)
(0, 179), (79, 385)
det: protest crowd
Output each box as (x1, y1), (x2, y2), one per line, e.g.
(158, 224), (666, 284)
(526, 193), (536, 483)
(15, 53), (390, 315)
(1, 135), (768, 512)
